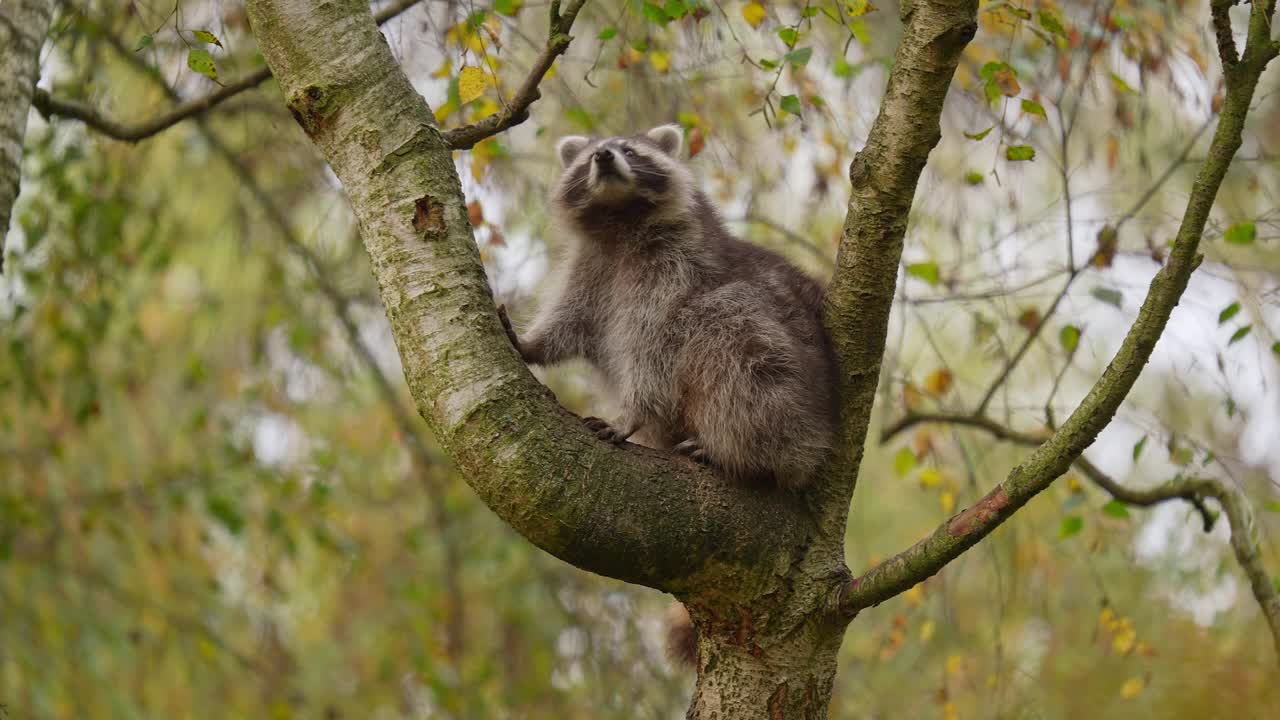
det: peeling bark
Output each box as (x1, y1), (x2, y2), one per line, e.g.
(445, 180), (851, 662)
(0, 0), (55, 270)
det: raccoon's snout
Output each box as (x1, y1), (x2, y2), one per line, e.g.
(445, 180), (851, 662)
(593, 148), (614, 165)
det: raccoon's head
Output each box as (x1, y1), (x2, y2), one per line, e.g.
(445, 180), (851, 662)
(553, 125), (695, 226)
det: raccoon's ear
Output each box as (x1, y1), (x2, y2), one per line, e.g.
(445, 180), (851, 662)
(646, 124), (683, 157)
(556, 136), (590, 167)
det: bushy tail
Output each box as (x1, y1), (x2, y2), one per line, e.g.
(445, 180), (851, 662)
(666, 602), (698, 668)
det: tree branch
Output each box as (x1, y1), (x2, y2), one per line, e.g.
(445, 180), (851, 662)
(441, 0), (589, 150)
(29, 0), (421, 144)
(0, 0), (55, 272)
(820, 0), (979, 536)
(837, 3), (1279, 630)
(880, 411), (1219, 533)
(242, 0), (815, 597)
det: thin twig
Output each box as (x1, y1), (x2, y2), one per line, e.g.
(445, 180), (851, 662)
(31, 0), (422, 143)
(442, 0), (590, 150)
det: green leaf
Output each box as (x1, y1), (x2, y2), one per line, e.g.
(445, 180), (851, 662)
(664, 0), (688, 20)
(192, 29), (223, 47)
(1110, 73), (1137, 95)
(779, 94), (802, 115)
(1059, 325), (1081, 352)
(1059, 515), (1084, 539)
(494, 0), (521, 16)
(1102, 500), (1131, 519)
(1272, 342), (1280, 358)
(1006, 145), (1036, 161)
(206, 496), (244, 535)
(1038, 9), (1067, 39)
(1170, 446), (1194, 466)
(1229, 325), (1252, 345)
(187, 48), (218, 81)
(597, 26), (618, 39)
(784, 47), (813, 66)
(134, 34), (153, 52)
(964, 170), (985, 186)
(833, 57), (854, 78)
(1223, 222), (1256, 245)
(759, 58), (779, 70)
(1218, 302), (1241, 324)
(1133, 435), (1147, 461)
(906, 262), (941, 285)
(802, 6), (820, 17)
(1091, 286), (1123, 308)
(1263, 500), (1280, 513)
(1021, 98), (1047, 118)
(979, 61), (1006, 82)
(565, 106), (597, 131)
(964, 126), (993, 141)
(893, 448), (916, 478)
(642, 2), (670, 24)
(777, 27), (799, 47)
(1007, 5), (1032, 20)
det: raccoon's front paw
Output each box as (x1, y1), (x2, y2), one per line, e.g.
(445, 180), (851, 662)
(673, 437), (710, 465)
(582, 416), (630, 444)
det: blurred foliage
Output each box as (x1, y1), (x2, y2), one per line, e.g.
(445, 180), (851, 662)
(2, 0), (1279, 718)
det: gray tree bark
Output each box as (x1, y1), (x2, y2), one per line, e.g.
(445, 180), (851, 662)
(0, 0), (55, 271)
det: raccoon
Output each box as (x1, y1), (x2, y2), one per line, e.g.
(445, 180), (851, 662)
(502, 124), (838, 491)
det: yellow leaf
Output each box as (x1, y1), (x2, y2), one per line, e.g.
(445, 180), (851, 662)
(1099, 607), (1115, 627)
(919, 619), (936, 642)
(431, 58), (453, 79)
(1066, 475), (1083, 493)
(919, 467), (944, 488)
(1112, 627), (1136, 655)
(434, 99), (459, 124)
(946, 654), (963, 675)
(924, 368), (953, 395)
(1119, 676), (1145, 699)
(471, 97), (500, 120)
(458, 66), (493, 104)
(904, 583), (924, 606)
(942, 702), (960, 720)
(649, 50), (671, 73)
(940, 490), (956, 514)
(742, 1), (767, 28)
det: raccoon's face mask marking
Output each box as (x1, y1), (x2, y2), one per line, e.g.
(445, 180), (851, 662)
(555, 125), (690, 214)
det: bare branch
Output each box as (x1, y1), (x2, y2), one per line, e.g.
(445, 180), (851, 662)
(31, 68), (272, 142)
(836, 4), (1280, 636)
(877, 410), (1278, 658)
(442, 0), (589, 150)
(29, 0), (421, 143)
(880, 411), (1219, 532)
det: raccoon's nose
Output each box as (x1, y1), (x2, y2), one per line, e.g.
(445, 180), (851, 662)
(593, 149), (614, 165)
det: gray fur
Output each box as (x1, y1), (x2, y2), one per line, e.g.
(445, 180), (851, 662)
(507, 126), (838, 490)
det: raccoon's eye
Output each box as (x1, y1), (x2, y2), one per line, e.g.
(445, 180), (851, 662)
(622, 148), (636, 157)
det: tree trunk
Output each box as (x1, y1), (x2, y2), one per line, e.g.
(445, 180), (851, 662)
(687, 609), (846, 719)
(0, 0), (54, 269)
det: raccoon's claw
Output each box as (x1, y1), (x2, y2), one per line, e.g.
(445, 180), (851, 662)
(582, 416), (628, 444)
(673, 438), (710, 465)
